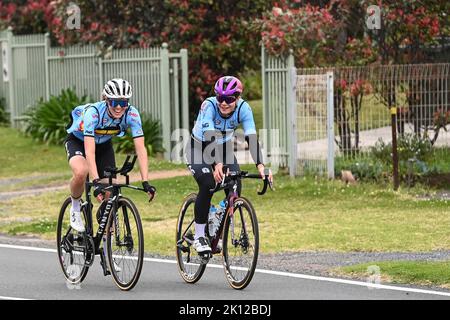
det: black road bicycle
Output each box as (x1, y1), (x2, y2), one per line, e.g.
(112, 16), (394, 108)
(176, 168), (273, 290)
(57, 155), (149, 291)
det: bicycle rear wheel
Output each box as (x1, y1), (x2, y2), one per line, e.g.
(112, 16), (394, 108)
(176, 193), (207, 284)
(106, 197), (144, 291)
(222, 197), (259, 290)
(56, 197), (91, 285)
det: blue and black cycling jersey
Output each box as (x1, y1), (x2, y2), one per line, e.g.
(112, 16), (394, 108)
(192, 97), (257, 144)
(190, 97), (263, 166)
(66, 101), (144, 144)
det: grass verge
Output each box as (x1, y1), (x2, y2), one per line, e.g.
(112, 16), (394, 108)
(337, 260), (450, 289)
(1, 174), (449, 256)
(0, 126), (185, 180)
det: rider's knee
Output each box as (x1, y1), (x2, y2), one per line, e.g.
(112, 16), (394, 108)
(72, 166), (88, 182)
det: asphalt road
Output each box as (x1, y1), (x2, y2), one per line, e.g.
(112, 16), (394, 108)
(0, 244), (449, 300)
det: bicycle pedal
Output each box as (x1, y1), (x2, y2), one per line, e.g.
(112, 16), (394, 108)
(200, 252), (212, 263)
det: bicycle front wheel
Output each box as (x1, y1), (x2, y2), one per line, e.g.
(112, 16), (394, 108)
(56, 197), (90, 285)
(222, 197), (259, 290)
(176, 193), (207, 284)
(106, 197), (144, 291)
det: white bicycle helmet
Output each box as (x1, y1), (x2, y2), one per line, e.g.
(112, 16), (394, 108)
(102, 78), (132, 99)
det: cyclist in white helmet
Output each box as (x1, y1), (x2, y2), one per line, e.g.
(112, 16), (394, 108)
(65, 78), (156, 232)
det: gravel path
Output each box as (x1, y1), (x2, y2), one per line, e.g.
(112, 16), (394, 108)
(0, 169), (191, 201)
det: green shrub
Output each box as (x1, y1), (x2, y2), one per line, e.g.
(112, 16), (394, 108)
(337, 138), (448, 186)
(113, 113), (164, 156)
(0, 97), (9, 126)
(370, 133), (433, 164)
(335, 156), (390, 183)
(238, 69), (262, 101)
(23, 88), (90, 145)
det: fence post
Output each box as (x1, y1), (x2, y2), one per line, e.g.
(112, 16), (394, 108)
(160, 43), (171, 160)
(286, 50), (297, 177)
(391, 105), (399, 190)
(6, 27), (15, 127)
(326, 71), (335, 179)
(172, 58), (180, 131)
(44, 33), (50, 100)
(98, 56), (103, 97)
(180, 48), (189, 132)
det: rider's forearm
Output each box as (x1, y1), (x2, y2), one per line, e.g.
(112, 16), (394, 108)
(134, 137), (149, 181)
(84, 137), (99, 180)
(245, 134), (264, 167)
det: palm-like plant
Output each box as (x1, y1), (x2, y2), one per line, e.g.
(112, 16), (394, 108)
(0, 97), (9, 126)
(23, 88), (90, 145)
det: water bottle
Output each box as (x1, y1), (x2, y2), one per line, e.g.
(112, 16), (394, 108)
(209, 200), (227, 237)
(218, 199), (227, 213)
(208, 205), (218, 236)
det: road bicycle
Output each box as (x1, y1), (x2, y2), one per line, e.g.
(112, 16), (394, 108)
(56, 155), (148, 291)
(176, 168), (273, 290)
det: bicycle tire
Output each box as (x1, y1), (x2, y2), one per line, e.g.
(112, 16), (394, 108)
(56, 197), (90, 285)
(106, 197), (144, 291)
(175, 193), (207, 284)
(222, 196), (259, 290)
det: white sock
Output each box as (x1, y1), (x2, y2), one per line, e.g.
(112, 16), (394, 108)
(71, 196), (81, 212)
(194, 223), (206, 240)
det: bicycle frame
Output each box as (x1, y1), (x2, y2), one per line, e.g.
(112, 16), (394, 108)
(208, 171), (272, 254)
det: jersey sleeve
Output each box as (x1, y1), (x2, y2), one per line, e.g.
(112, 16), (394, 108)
(82, 106), (100, 137)
(200, 100), (216, 139)
(240, 102), (257, 136)
(127, 107), (144, 138)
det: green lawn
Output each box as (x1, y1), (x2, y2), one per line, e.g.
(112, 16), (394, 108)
(0, 126), (185, 180)
(1, 174), (449, 256)
(338, 261), (450, 289)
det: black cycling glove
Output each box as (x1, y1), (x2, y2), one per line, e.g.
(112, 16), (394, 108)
(142, 181), (156, 196)
(92, 179), (104, 198)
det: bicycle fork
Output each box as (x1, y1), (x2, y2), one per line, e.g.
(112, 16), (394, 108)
(97, 195), (117, 276)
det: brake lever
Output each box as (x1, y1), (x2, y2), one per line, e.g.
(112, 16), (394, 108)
(268, 179), (274, 191)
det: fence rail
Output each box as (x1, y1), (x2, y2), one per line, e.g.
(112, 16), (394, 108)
(0, 28), (189, 159)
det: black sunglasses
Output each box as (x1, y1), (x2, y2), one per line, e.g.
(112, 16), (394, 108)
(216, 95), (238, 104)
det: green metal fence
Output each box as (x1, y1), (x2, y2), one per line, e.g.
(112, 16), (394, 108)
(262, 47), (450, 177)
(0, 28), (189, 159)
(262, 47), (334, 177)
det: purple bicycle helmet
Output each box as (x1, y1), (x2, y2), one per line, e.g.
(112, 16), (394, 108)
(214, 76), (243, 96)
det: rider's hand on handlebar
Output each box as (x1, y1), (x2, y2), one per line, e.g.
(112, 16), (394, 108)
(213, 163), (226, 184)
(142, 181), (156, 202)
(92, 178), (105, 203)
(257, 164), (273, 186)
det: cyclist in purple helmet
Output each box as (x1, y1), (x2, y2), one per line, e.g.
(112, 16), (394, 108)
(185, 75), (273, 254)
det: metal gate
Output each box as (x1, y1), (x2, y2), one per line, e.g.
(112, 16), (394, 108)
(293, 72), (334, 178)
(262, 47), (334, 177)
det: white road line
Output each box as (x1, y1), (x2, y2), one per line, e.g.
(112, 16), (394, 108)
(0, 296), (32, 300)
(1, 243), (450, 297)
